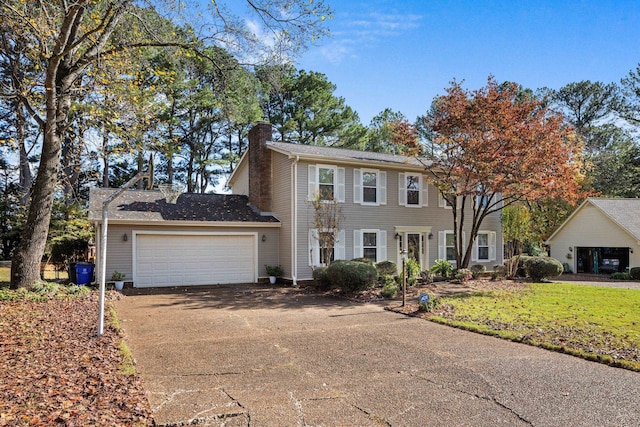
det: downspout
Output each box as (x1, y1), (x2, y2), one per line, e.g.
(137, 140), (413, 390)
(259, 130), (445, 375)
(98, 172), (149, 337)
(291, 155), (299, 286)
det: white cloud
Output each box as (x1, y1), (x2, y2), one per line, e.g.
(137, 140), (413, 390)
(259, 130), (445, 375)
(317, 10), (423, 63)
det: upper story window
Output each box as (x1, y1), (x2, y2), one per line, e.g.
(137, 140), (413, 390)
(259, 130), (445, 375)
(438, 192), (459, 209)
(398, 173), (427, 207)
(308, 164), (345, 202)
(319, 167), (335, 200)
(354, 169), (387, 206)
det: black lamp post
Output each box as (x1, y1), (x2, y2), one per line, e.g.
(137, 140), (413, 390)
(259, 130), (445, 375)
(401, 249), (408, 307)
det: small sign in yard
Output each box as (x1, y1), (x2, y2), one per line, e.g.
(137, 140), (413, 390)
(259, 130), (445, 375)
(419, 293), (430, 304)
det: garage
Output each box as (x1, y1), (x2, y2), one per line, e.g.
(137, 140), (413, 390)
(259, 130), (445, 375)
(134, 232), (257, 287)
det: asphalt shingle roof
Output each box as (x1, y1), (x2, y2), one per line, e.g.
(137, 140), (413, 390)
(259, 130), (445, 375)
(589, 198), (640, 240)
(268, 141), (432, 169)
(88, 189), (279, 223)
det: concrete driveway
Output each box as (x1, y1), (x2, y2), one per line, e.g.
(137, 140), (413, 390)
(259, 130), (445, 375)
(115, 285), (640, 426)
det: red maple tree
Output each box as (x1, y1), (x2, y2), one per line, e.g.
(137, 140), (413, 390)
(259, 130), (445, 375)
(423, 77), (585, 267)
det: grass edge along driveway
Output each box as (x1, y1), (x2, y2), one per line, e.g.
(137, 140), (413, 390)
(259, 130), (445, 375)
(428, 282), (640, 371)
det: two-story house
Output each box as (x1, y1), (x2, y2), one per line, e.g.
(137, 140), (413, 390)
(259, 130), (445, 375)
(89, 122), (503, 288)
(227, 122), (503, 283)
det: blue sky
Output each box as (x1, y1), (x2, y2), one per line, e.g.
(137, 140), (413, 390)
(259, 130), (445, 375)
(295, 0), (640, 124)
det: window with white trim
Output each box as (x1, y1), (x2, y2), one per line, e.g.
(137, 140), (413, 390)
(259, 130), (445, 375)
(438, 230), (465, 263)
(438, 192), (459, 209)
(308, 164), (345, 202)
(398, 173), (428, 207)
(354, 169), (387, 205)
(309, 229), (345, 267)
(354, 229), (387, 263)
(472, 231), (497, 262)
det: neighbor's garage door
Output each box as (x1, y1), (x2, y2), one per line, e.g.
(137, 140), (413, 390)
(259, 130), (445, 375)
(135, 233), (256, 287)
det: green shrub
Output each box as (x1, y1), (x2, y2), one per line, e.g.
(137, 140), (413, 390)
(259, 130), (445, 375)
(326, 260), (377, 292)
(375, 260), (397, 276)
(629, 267), (640, 280)
(455, 268), (473, 283)
(611, 272), (631, 280)
(491, 265), (507, 280)
(511, 255), (533, 277)
(430, 259), (453, 278)
(522, 256), (563, 282)
(405, 258), (420, 279)
(312, 267), (331, 290)
(470, 264), (486, 279)
(381, 277), (399, 299)
(351, 257), (374, 265)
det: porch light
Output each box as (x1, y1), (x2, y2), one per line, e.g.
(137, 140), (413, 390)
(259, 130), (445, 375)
(568, 246), (573, 252)
(428, 232), (433, 240)
(394, 233), (400, 240)
(262, 234), (267, 242)
(123, 233), (128, 242)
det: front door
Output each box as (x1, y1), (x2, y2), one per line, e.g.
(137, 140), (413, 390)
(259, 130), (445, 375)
(406, 233), (423, 270)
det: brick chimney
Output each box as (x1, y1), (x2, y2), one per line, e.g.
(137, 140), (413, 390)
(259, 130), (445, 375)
(248, 122), (273, 213)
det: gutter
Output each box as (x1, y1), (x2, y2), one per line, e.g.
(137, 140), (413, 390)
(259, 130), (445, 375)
(291, 155), (299, 286)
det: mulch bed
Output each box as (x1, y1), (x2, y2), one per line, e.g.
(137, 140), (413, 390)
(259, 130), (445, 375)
(0, 292), (153, 426)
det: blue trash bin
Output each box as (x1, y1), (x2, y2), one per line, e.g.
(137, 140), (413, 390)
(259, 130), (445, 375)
(75, 262), (94, 285)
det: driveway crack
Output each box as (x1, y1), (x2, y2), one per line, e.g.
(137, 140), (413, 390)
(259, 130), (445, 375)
(410, 372), (533, 425)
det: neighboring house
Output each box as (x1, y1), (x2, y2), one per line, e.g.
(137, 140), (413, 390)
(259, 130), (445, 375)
(89, 122), (503, 288)
(546, 198), (640, 274)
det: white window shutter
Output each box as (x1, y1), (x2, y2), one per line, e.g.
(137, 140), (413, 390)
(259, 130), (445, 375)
(308, 165), (317, 200)
(353, 230), (362, 258)
(379, 171), (387, 205)
(353, 169), (362, 204)
(422, 179), (428, 207)
(378, 230), (387, 261)
(337, 167), (345, 202)
(472, 235), (479, 262)
(489, 231), (497, 261)
(335, 230), (346, 260)
(438, 231), (445, 260)
(309, 229), (320, 266)
(438, 192), (445, 208)
(398, 173), (406, 206)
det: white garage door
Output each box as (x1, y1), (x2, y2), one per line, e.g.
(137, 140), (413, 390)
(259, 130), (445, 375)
(135, 233), (256, 287)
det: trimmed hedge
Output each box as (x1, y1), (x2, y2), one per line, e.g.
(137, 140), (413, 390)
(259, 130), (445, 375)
(375, 260), (397, 276)
(629, 267), (640, 280)
(522, 256), (563, 282)
(326, 260), (377, 292)
(312, 266), (331, 290)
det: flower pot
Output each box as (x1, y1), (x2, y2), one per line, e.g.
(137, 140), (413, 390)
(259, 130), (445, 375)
(269, 276), (276, 285)
(114, 281), (124, 291)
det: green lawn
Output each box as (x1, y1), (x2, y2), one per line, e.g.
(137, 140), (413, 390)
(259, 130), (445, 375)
(431, 282), (640, 371)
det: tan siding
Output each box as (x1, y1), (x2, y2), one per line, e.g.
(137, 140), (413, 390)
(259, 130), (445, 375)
(294, 160), (504, 280)
(270, 152), (293, 279)
(548, 204), (640, 270)
(229, 157), (249, 195)
(98, 224), (279, 284)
